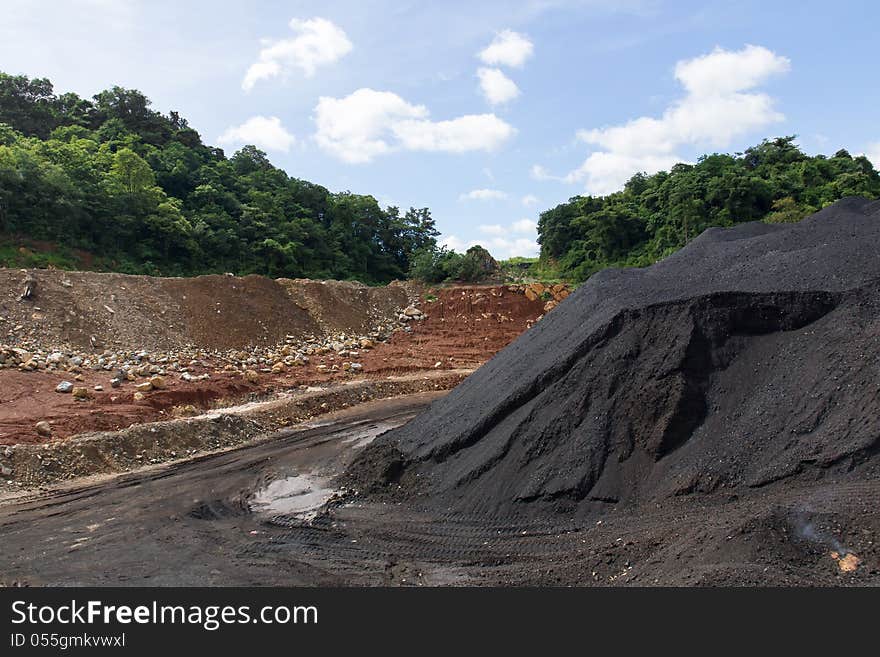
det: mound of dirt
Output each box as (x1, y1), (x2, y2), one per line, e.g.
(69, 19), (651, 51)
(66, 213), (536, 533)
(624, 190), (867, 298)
(353, 285), (548, 374)
(349, 197), (880, 517)
(0, 271), (412, 352)
(276, 278), (411, 335)
(0, 276), (549, 445)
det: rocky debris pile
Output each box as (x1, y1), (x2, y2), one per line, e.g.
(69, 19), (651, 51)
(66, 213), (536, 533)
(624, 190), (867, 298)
(0, 303), (424, 398)
(0, 269), (428, 391)
(0, 270), (422, 354)
(515, 282), (571, 312)
(346, 197), (880, 518)
(397, 304), (427, 323)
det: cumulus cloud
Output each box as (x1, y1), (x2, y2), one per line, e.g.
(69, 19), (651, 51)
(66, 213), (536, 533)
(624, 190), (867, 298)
(674, 44), (791, 97)
(394, 114), (515, 153)
(242, 17), (352, 91)
(314, 89), (427, 163)
(461, 188), (508, 201)
(479, 30), (534, 68)
(217, 116), (296, 152)
(439, 234), (471, 252)
(566, 44), (791, 195)
(483, 235), (540, 259)
(511, 218), (537, 233)
(865, 142), (880, 169)
(521, 194), (540, 206)
(442, 234), (539, 259)
(443, 219), (540, 259)
(314, 88), (515, 163)
(477, 67), (520, 105)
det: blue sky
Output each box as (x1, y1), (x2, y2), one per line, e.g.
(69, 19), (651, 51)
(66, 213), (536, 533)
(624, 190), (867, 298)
(2, 0), (878, 258)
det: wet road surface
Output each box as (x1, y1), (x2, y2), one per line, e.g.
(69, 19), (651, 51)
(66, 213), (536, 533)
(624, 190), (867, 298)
(0, 394), (441, 586)
(1, 391), (877, 587)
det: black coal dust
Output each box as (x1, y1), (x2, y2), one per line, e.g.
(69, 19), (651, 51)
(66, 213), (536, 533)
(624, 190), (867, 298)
(345, 197), (880, 525)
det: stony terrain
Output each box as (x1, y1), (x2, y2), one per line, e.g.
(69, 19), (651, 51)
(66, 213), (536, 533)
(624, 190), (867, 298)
(0, 270), (563, 450)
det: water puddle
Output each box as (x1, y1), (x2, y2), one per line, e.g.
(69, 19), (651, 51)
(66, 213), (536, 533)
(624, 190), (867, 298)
(251, 474), (336, 520)
(251, 419), (402, 520)
(340, 421), (398, 449)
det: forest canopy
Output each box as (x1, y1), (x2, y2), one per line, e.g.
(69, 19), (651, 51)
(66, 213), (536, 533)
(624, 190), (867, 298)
(3, 74), (879, 286)
(537, 137), (880, 282)
(0, 72), (439, 283)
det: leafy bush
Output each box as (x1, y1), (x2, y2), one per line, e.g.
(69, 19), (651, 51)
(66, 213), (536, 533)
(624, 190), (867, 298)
(409, 244), (499, 283)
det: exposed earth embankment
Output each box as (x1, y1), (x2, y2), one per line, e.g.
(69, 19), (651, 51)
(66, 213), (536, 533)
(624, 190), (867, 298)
(0, 270), (559, 456)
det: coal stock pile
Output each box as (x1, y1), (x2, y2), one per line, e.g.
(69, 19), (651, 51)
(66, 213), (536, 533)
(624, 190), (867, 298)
(343, 197), (880, 585)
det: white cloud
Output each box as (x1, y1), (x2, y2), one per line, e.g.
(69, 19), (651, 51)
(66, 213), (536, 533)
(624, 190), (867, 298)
(314, 88), (515, 163)
(865, 142), (880, 169)
(479, 30), (534, 68)
(674, 44), (791, 97)
(484, 235), (540, 259)
(447, 219), (541, 259)
(442, 233), (538, 260)
(439, 234), (471, 252)
(477, 67), (520, 105)
(217, 116), (296, 152)
(566, 152), (683, 195)
(394, 114), (515, 153)
(512, 218), (537, 233)
(242, 17), (352, 91)
(461, 189), (508, 201)
(521, 194), (540, 206)
(314, 89), (427, 163)
(487, 217), (540, 258)
(567, 44), (791, 195)
(531, 164), (562, 181)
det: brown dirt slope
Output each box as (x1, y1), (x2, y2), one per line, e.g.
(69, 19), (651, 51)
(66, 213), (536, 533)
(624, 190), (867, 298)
(362, 285), (547, 373)
(276, 278), (411, 335)
(0, 279), (548, 445)
(0, 269), (414, 352)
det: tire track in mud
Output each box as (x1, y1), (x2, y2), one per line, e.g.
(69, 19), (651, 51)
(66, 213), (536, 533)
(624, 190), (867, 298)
(0, 393), (877, 586)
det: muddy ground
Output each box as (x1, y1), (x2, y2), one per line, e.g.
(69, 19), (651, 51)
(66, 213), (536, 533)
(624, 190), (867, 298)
(0, 393), (875, 587)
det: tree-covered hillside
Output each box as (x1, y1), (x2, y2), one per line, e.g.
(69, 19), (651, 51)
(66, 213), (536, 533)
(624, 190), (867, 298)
(538, 137), (880, 282)
(0, 73), (438, 282)
(4, 73), (878, 287)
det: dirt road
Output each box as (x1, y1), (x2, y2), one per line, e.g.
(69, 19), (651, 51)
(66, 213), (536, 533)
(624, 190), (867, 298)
(1, 391), (876, 586)
(0, 394), (443, 586)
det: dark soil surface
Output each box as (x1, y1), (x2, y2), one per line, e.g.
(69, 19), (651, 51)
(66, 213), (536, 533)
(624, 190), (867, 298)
(339, 197), (880, 584)
(1, 394), (875, 587)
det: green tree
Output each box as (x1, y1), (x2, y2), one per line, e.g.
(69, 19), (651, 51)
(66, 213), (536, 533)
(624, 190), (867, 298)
(107, 147), (155, 197)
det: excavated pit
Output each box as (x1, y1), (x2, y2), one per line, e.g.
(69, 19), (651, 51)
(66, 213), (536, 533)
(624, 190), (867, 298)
(345, 197), (880, 520)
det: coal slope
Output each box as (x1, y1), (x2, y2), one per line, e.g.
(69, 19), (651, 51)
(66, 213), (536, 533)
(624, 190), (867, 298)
(347, 197), (880, 517)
